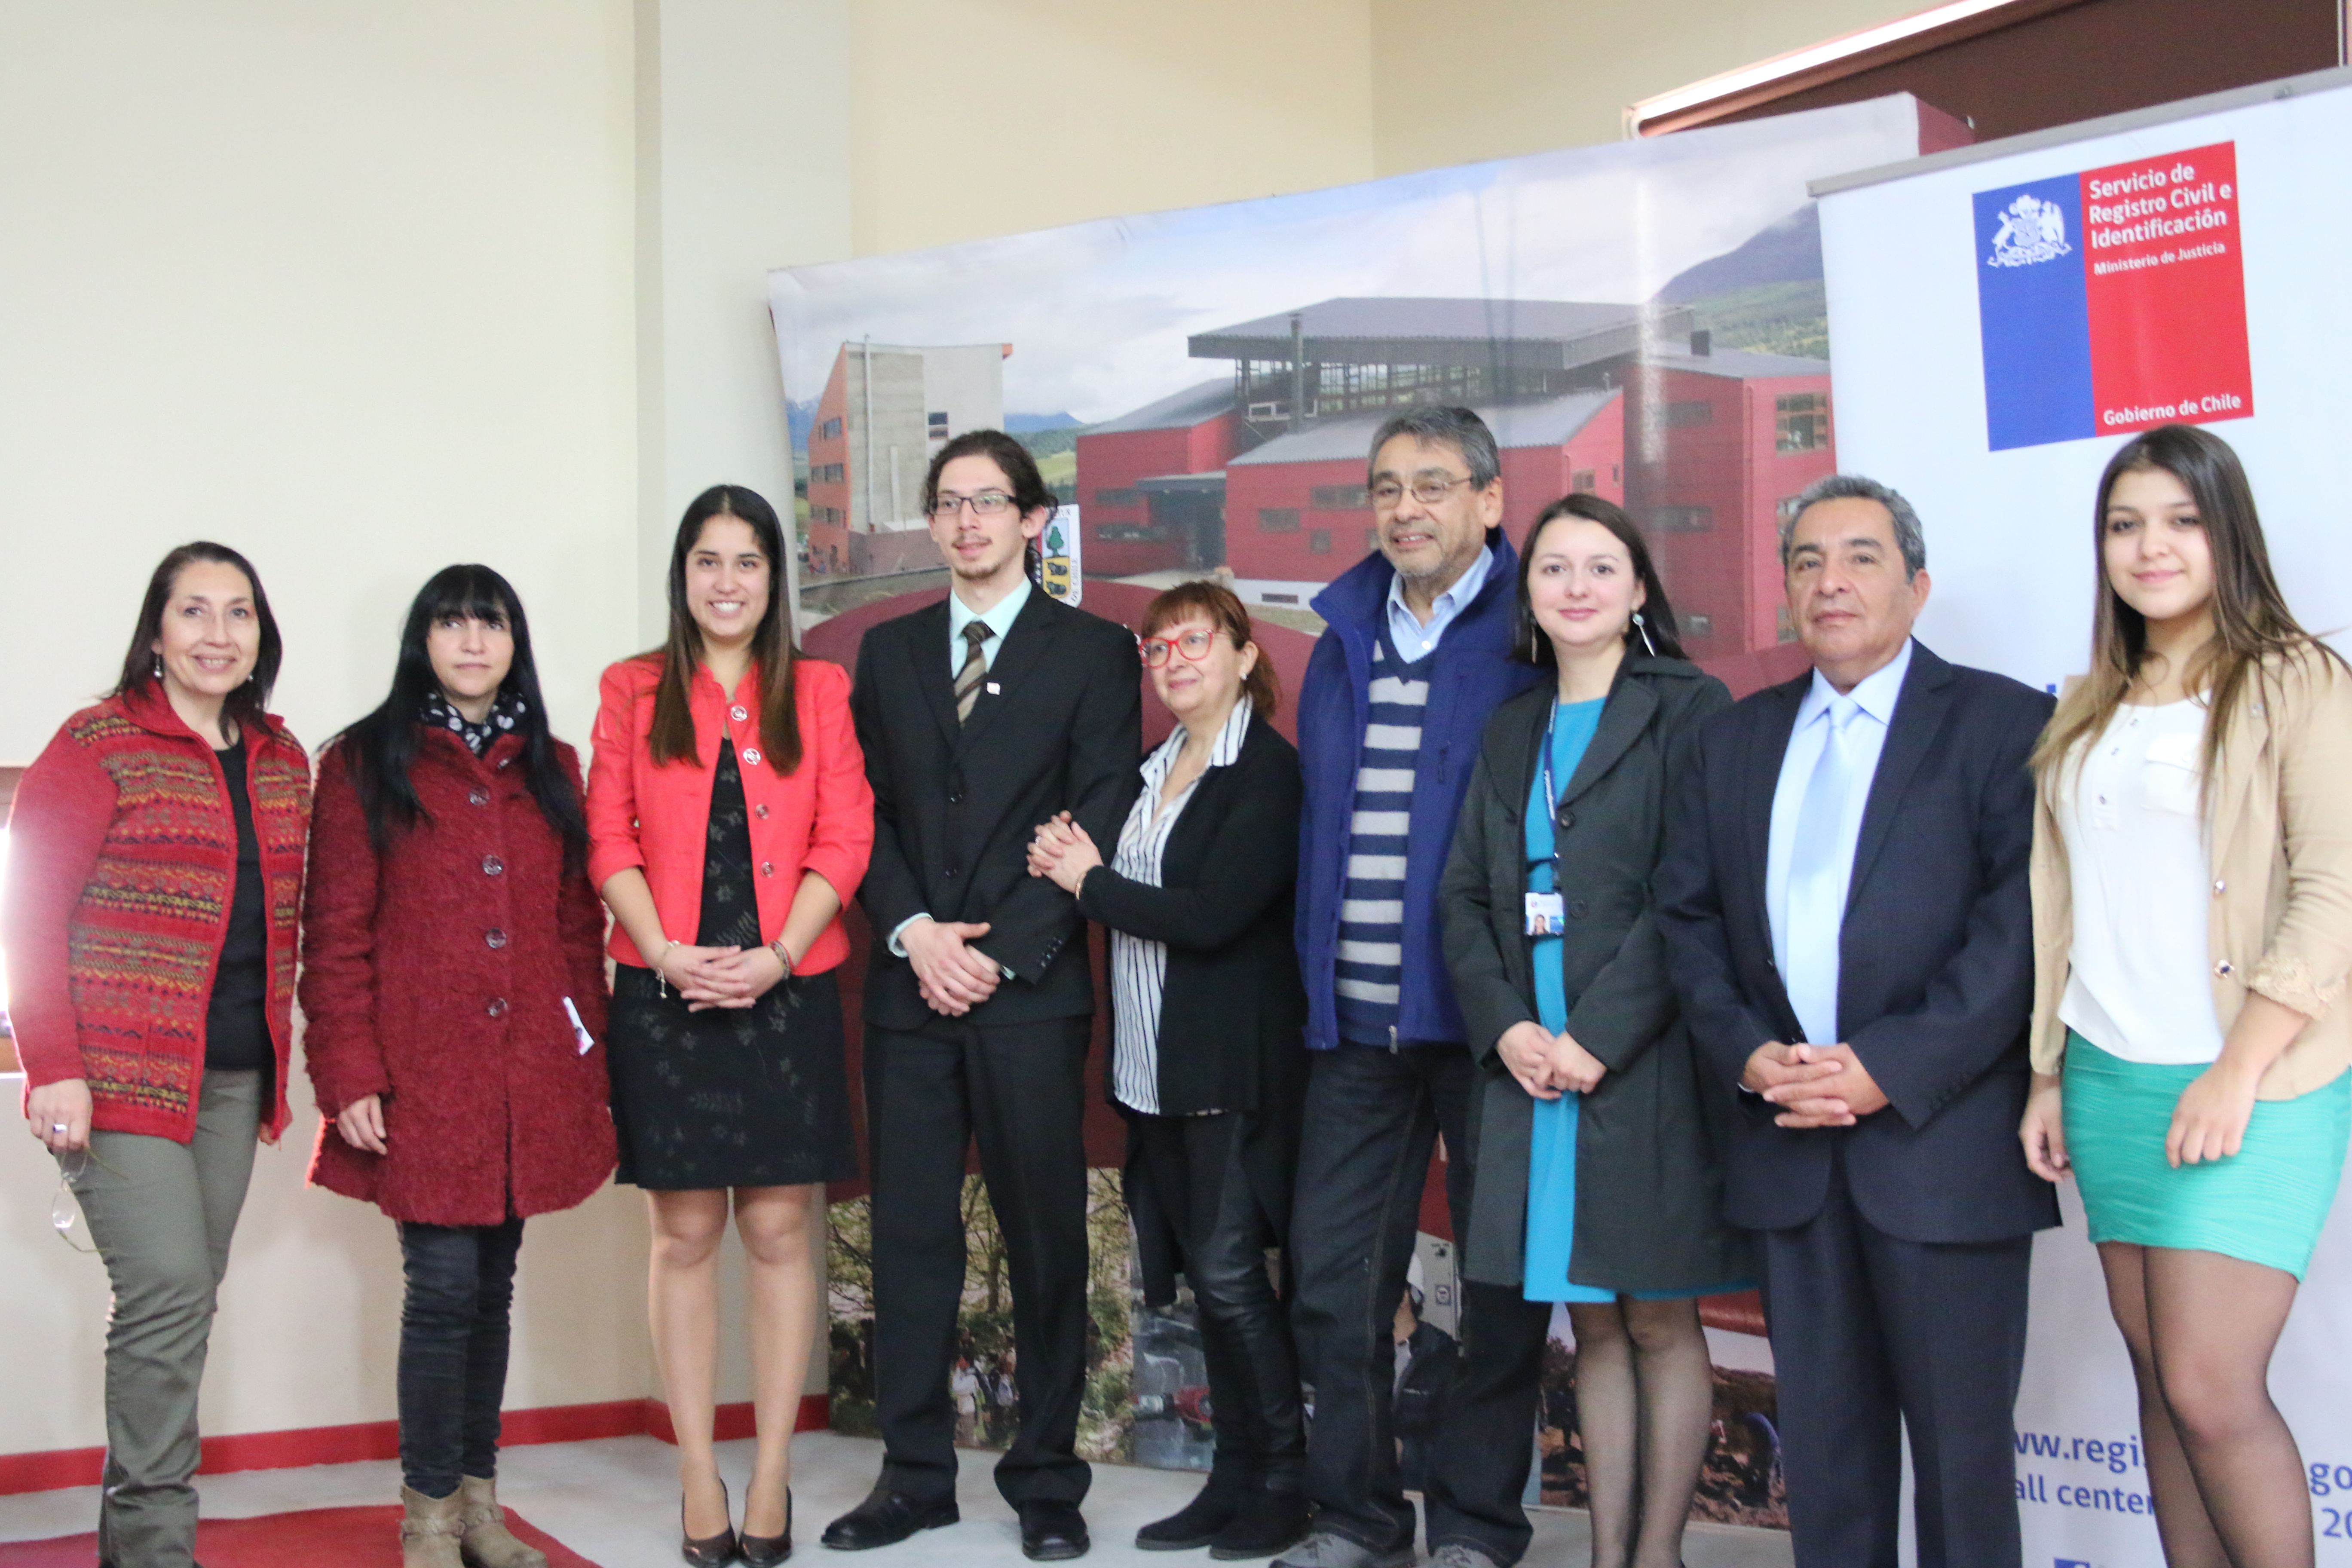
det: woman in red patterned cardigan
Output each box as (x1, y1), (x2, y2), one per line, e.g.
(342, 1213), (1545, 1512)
(301, 565), (613, 1568)
(7, 542), (309, 1568)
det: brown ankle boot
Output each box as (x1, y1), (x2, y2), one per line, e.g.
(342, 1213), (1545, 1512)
(456, 1475), (548, 1568)
(401, 1485), (467, 1568)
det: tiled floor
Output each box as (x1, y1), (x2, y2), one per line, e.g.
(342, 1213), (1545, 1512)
(0, 1431), (1794, 1566)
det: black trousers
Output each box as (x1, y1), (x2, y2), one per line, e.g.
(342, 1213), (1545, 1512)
(397, 1217), (525, 1499)
(1287, 1044), (1476, 1552)
(1757, 1152), (2033, 1568)
(864, 1017), (1093, 1509)
(1130, 1110), (1305, 1493)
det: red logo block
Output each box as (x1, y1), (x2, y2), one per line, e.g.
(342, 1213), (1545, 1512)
(2080, 141), (2252, 434)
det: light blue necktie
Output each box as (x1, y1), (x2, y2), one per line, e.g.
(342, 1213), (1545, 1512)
(1784, 696), (1863, 1047)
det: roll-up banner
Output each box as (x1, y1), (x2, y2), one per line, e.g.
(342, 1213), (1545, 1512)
(1817, 66), (2352, 1565)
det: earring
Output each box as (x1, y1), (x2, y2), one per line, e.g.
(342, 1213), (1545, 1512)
(151, 652), (163, 680)
(1633, 612), (1658, 658)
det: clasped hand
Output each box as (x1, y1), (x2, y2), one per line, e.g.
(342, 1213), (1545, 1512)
(1026, 811), (1100, 896)
(1495, 1020), (1607, 1101)
(1743, 1041), (1889, 1127)
(657, 942), (788, 1012)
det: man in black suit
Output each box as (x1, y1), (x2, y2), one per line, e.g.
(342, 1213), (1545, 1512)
(1657, 474), (2058, 1568)
(824, 430), (1140, 1561)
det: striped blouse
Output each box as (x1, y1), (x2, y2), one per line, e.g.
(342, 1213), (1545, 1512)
(1106, 699), (1255, 1114)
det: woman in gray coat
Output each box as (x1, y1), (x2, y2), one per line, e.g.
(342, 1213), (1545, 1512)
(1439, 494), (1749, 1568)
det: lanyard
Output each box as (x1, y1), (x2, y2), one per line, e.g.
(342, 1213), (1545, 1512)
(1536, 699), (1573, 885)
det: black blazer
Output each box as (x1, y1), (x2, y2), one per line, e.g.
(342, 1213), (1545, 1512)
(1655, 640), (2061, 1243)
(852, 588), (1142, 1030)
(1076, 714), (1307, 1118)
(1441, 658), (1748, 1292)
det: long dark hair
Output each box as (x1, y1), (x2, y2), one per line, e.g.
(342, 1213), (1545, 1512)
(648, 485), (802, 772)
(336, 565), (588, 868)
(2032, 423), (2345, 793)
(1510, 494), (1687, 666)
(112, 542), (284, 733)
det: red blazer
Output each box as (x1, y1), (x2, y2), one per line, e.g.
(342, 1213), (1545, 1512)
(4, 685), (309, 1143)
(586, 654), (873, 971)
(300, 730), (615, 1225)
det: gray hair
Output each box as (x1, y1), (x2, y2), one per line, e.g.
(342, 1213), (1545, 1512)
(1366, 405), (1501, 490)
(1781, 473), (1926, 579)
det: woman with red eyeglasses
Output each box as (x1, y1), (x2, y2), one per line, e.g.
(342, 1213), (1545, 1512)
(1029, 582), (1310, 1559)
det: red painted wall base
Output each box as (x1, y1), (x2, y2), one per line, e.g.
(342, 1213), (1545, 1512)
(0, 1395), (830, 1498)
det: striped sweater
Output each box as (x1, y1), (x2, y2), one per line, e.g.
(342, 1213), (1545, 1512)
(1333, 632), (1432, 1043)
(4, 685), (309, 1142)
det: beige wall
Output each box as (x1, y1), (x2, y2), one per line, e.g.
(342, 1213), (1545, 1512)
(1368, 0), (1935, 175)
(0, 0), (649, 1458)
(846, 0), (1378, 256)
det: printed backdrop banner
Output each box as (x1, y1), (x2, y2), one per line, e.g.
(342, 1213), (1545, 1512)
(1819, 66), (2352, 1567)
(775, 96), (1948, 1522)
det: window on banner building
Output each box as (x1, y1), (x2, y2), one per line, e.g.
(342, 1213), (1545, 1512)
(1571, 469), (1596, 493)
(1311, 484), (1370, 510)
(1258, 508), (1301, 533)
(1650, 505), (1713, 532)
(1775, 393), (1829, 453)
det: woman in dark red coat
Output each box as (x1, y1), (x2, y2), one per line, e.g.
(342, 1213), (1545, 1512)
(300, 565), (613, 1568)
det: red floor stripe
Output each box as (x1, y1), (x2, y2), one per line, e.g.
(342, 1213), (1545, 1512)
(0, 1504), (597, 1567)
(0, 1395), (828, 1497)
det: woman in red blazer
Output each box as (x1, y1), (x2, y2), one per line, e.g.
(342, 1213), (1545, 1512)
(588, 484), (873, 1565)
(8, 542), (308, 1568)
(300, 565), (612, 1568)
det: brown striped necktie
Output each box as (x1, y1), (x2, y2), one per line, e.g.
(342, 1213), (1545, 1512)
(954, 621), (993, 723)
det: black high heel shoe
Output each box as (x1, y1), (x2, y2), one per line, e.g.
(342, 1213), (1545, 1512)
(739, 1488), (792, 1566)
(680, 1477), (739, 1566)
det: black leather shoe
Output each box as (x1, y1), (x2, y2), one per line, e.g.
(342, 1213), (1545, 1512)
(819, 1487), (958, 1551)
(1019, 1500), (1090, 1561)
(739, 1486), (791, 1565)
(1209, 1491), (1311, 1560)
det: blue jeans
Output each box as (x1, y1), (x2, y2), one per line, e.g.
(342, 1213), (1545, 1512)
(397, 1217), (524, 1498)
(1288, 1044), (1477, 1553)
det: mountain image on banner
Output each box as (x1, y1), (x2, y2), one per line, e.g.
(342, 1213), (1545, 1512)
(1654, 206), (1829, 361)
(1973, 141), (2252, 451)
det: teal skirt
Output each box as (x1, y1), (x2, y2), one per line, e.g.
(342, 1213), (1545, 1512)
(2064, 1029), (2351, 1279)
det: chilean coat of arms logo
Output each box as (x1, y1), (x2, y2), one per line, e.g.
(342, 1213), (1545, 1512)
(1987, 193), (2071, 268)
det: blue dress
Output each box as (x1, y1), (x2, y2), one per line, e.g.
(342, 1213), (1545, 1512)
(1519, 698), (1744, 1305)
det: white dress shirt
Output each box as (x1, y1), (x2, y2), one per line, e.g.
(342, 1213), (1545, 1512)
(1384, 543), (1493, 660)
(1766, 638), (1915, 1046)
(2056, 698), (2226, 1064)
(1107, 700), (1254, 1114)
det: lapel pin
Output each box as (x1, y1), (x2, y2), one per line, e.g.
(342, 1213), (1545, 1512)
(986, 681), (1001, 695)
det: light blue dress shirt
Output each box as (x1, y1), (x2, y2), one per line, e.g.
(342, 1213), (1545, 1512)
(1764, 638), (1914, 1047)
(1384, 542), (1492, 659)
(946, 574), (1031, 676)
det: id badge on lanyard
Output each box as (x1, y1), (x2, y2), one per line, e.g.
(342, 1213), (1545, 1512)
(1525, 700), (1571, 937)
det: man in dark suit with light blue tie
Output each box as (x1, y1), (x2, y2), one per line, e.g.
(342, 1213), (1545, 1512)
(1657, 475), (2058, 1568)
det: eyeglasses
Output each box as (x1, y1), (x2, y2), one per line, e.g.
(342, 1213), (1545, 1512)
(52, 1148), (110, 1255)
(930, 491), (1017, 519)
(1138, 628), (1222, 668)
(1369, 475), (1477, 510)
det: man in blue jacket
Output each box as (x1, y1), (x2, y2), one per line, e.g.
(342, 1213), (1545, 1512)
(1278, 407), (1541, 1568)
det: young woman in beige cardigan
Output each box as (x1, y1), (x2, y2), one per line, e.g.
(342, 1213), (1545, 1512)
(2019, 424), (2352, 1568)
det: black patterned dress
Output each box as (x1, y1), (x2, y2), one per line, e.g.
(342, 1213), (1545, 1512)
(606, 739), (858, 1188)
